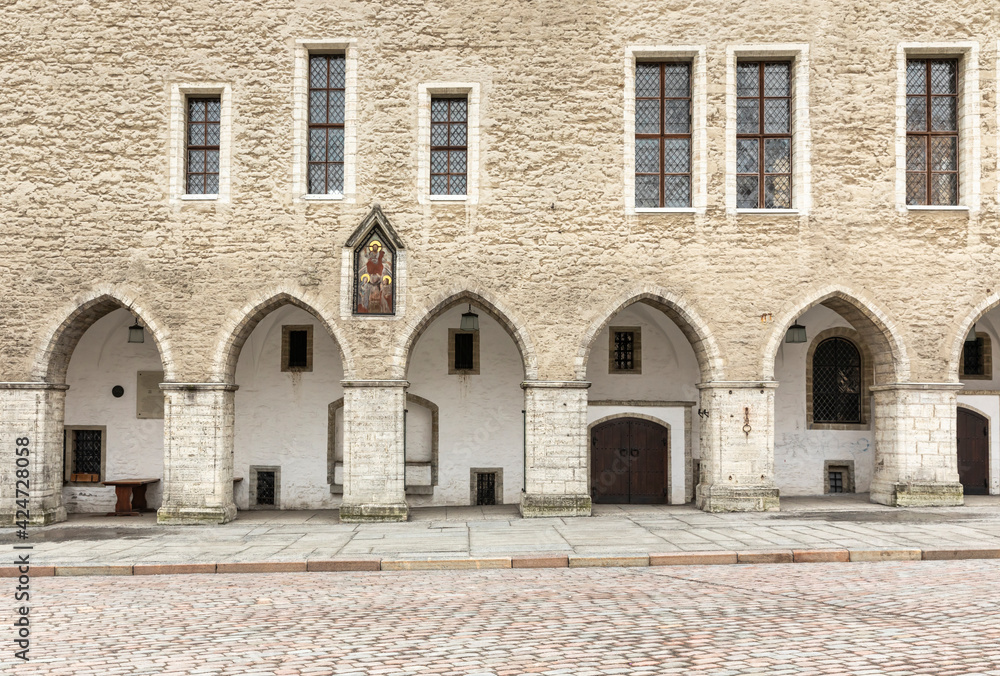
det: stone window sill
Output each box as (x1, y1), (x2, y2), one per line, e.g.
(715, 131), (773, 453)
(181, 194), (218, 201)
(736, 208), (800, 215)
(906, 205), (970, 211)
(428, 194), (468, 202)
(303, 193), (345, 201)
(635, 207), (697, 214)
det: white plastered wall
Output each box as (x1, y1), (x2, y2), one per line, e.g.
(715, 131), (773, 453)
(585, 303), (701, 504)
(773, 304), (875, 495)
(406, 306), (524, 505)
(233, 306), (345, 509)
(63, 309), (166, 512)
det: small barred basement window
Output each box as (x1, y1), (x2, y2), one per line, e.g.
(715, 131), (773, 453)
(476, 472), (496, 505)
(250, 465), (281, 509)
(609, 327), (642, 374)
(824, 461), (855, 494)
(828, 470), (843, 493)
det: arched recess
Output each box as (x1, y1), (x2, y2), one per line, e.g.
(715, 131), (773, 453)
(33, 283), (177, 384)
(391, 287), (538, 380)
(575, 286), (724, 383)
(945, 292), (1000, 381)
(763, 284), (910, 385)
(211, 285), (355, 383)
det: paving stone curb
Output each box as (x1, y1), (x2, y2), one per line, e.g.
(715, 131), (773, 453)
(6, 547), (999, 577)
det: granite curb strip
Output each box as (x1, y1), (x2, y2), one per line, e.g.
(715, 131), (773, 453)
(7, 547), (999, 577)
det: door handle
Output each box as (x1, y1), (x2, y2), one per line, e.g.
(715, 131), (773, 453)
(630, 449), (639, 457)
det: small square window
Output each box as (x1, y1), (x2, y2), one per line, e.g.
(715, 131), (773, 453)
(609, 326), (642, 374)
(960, 332), (992, 379)
(281, 325), (313, 372)
(824, 461), (855, 494)
(449, 328), (479, 375)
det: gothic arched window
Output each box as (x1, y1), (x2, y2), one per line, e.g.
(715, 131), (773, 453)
(812, 337), (862, 424)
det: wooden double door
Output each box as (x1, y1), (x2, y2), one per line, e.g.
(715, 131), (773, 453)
(957, 408), (990, 495)
(591, 418), (669, 504)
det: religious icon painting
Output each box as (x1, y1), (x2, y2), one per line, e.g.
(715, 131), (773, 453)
(354, 227), (395, 315)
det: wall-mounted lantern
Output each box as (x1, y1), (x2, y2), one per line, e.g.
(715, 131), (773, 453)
(460, 304), (479, 332)
(128, 316), (145, 344)
(785, 319), (807, 344)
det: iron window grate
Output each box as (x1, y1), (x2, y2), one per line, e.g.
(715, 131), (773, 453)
(73, 429), (102, 476)
(813, 337), (863, 424)
(256, 471), (276, 506)
(963, 336), (985, 376)
(828, 471), (844, 493)
(454, 332), (474, 371)
(288, 330), (309, 369)
(613, 331), (635, 371)
(476, 472), (496, 505)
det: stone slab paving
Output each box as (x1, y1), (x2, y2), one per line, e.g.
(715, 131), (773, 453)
(3, 495), (1000, 566)
(6, 560), (1000, 675)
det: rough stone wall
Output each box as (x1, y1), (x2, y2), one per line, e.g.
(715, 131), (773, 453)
(0, 0), (997, 388)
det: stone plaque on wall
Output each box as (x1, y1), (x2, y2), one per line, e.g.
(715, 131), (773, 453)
(136, 371), (164, 419)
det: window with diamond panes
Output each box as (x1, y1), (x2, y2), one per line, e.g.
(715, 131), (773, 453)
(906, 59), (959, 206)
(186, 98), (221, 195)
(635, 62), (692, 208)
(812, 337), (862, 424)
(430, 97), (467, 196)
(308, 54), (346, 195)
(736, 62), (792, 209)
(72, 429), (102, 480)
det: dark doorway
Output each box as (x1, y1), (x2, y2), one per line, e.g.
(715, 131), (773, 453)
(590, 418), (669, 504)
(957, 408), (989, 495)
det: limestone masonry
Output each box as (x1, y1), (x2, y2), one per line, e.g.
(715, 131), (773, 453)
(1, 1), (999, 524)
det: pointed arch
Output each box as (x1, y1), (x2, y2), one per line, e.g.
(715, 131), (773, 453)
(32, 283), (177, 384)
(575, 286), (724, 382)
(763, 284), (910, 384)
(392, 286), (539, 380)
(211, 284), (355, 382)
(944, 292), (1000, 381)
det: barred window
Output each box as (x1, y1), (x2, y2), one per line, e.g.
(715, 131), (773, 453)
(960, 332), (991, 379)
(736, 62), (792, 209)
(635, 62), (692, 208)
(186, 98), (221, 195)
(308, 54), (346, 195)
(430, 97), (467, 196)
(812, 338), (862, 424)
(906, 59), (958, 206)
(609, 327), (641, 374)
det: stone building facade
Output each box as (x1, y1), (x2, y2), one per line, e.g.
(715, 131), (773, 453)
(1, 1), (999, 525)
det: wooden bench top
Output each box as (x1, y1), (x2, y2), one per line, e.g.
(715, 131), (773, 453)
(102, 478), (160, 487)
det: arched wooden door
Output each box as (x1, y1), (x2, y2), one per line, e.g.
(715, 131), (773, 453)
(957, 408), (989, 495)
(590, 418), (668, 504)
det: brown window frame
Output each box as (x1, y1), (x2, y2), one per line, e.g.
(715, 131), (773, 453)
(906, 58), (959, 206)
(634, 61), (692, 208)
(308, 53), (346, 195)
(185, 97), (221, 195)
(736, 61), (793, 209)
(430, 97), (468, 196)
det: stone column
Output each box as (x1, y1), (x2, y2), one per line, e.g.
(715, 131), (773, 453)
(339, 380), (409, 522)
(869, 383), (964, 507)
(519, 381), (592, 518)
(157, 383), (238, 524)
(0, 383), (69, 526)
(696, 381), (779, 512)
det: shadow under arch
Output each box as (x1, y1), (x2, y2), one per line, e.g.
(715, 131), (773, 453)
(762, 284), (911, 385)
(211, 285), (355, 383)
(391, 287), (539, 380)
(33, 283), (177, 384)
(944, 292), (1000, 382)
(574, 286), (724, 383)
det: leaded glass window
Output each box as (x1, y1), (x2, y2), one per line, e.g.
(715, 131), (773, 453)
(906, 59), (958, 206)
(736, 62), (792, 209)
(186, 98), (221, 195)
(308, 54), (346, 195)
(635, 62), (692, 208)
(430, 97), (468, 196)
(812, 338), (862, 424)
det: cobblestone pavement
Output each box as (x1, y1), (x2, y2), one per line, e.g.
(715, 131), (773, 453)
(7, 559), (1000, 675)
(4, 495), (1000, 566)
